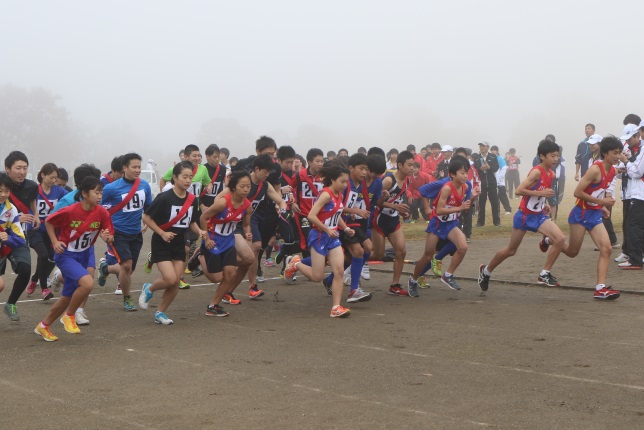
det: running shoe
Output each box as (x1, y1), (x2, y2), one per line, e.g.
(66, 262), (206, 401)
(330, 305), (351, 318)
(343, 266), (351, 286)
(440, 273), (461, 290)
(187, 248), (202, 271)
(123, 296), (137, 312)
(387, 284), (410, 296)
(144, 252), (153, 274)
(417, 275), (431, 289)
(322, 276), (333, 296)
(179, 277), (191, 289)
(256, 267), (265, 283)
(222, 293), (241, 305)
(537, 272), (560, 286)
(614, 253), (629, 263)
(538, 235), (550, 253)
(97, 259), (109, 286)
(264, 257), (275, 267)
(248, 284), (265, 299)
(41, 288), (54, 300)
(347, 287), (372, 303)
(361, 264), (370, 280)
(4, 303), (19, 322)
(205, 304), (229, 317)
(431, 258), (442, 277)
(139, 283), (153, 310)
(478, 264), (490, 292)
(284, 255), (300, 283)
(26, 280), (37, 296)
(612, 243), (622, 249)
(34, 323), (58, 342)
(618, 261), (643, 270)
(593, 287), (621, 300)
(184, 267), (191, 274)
(154, 311), (174, 325)
(60, 314), (80, 334)
(51, 268), (62, 292)
(75, 310), (90, 326)
(408, 277), (420, 297)
(192, 268), (204, 278)
(114, 283), (123, 295)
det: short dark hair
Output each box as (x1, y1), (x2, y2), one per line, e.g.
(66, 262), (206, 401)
(430, 142), (441, 150)
(276, 145), (296, 161)
(545, 134), (556, 143)
(295, 154), (306, 168)
(537, 139), (560, 157)
(600, 135), (624, 157)
(367, 147), (386, 157)
(184, 145), (200, 156)
(306, 148), (324, 163)
(58, 168), (69, 182)
(454, 147), (468, 157)
(366, 154), (386, 175)
(357, 147), (367, 154)
(253, 153), (274, 171)
(0, 173), (12, 189)
(220, 147), (230, 157)
(73, 164), (101, 189)
(585, 123), (596, 131)
(205, 144), (220, 156)
(37, 163), (59, 183)
(338, 148), (349, 155)
(228, 170), (251, 192)
(110, 156), (124, 173)
(4, 151), (28, 169)
(348, 153), (368, 167)
(75, 177), (103, 201)
(229, 157), (238, 164)
(327, 150), (336, 158)
(172, 160), (194, 177)
(256, 136), (277, 152)
(121, 153), (142, 167)
(319, 164), (349, 187)
(406, 144), (416, 151)
(490, 145), (499, 152)
(397, 150), (414, 168)
(448, 156), (470, 175)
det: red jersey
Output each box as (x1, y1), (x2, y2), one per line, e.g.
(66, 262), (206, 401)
(432, 182), (466, 222)
(295, 168), (324, 217)
(413, 153), (425, 171)
(422, 154), (443, 180)
(519, 166), (554, 215)
(576, 161), (615, 211)
(407, 171), (431, 200)
(468, 162), (480, 190)
(313, 188), (344, 231)
(46, 202), (113, 252)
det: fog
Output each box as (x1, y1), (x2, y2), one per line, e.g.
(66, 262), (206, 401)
(2, 0), (643, 171)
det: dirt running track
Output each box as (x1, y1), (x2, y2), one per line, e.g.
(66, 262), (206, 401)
(1, 234), (643, 429)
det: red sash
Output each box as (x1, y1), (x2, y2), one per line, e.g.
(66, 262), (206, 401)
(248, 181), (264, 202)
(103, 173), (114, 184)
(158, 193), (196, 231)
(200, 163), (221, 198)
(282, 172), (296, 189)
(8, 192), (30, 215)
(299, 169), (320, 198)
(38, 185), (54, 210)
(316, 189), (343, 224)
(387, 176), (410, 203)
(209, 195), (251, 226)
(108, 178), (141, 215)
(68, 207), (101, 244)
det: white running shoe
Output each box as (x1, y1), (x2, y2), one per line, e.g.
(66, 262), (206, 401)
(347, 287), (372, 303)
(343, 266), (351, 286)
(50, 268), (62, 292)
(75, 311), (90, 325)
(361, 264), (370, 280)
(114, 283), (123, 295)
(614, 253), (629, 263)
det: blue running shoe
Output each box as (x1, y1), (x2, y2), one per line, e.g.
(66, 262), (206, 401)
(139, 283), (153, 310)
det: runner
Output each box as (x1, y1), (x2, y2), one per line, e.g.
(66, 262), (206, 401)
(99, 153), (153, 311)
(293, 148), (325, 259)
(139, 161), (204, 324)
(100, 156), (124, 186)
(478, 139), (566, 292)
(199, 170), (253, 317)
(25, 163), (68, 300)
(34, 177), (114, 341)
(3, 151), (38, 322)
(284, 164), (354, 318)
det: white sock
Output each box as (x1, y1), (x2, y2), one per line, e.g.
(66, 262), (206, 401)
(596, 284), (605, 291)
(544, 237), (550, 245)
(76, 307), (84, 314)
(445, 272), (453, 278)
(540, 270), (549, 276)
(483, 266), (491, 276)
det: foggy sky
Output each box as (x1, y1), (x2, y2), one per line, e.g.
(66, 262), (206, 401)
(2, 0), (643, 169)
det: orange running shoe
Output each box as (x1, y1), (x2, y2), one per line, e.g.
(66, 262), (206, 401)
(222, 292), (241, 305)
(330, 305), (351, 318)
(284, 255), (301, 283)
(248, 285), (265, 299)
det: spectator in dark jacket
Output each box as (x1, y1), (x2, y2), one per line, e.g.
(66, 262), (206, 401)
(574, 123), (595, 181)
(473, 141), (500, 226)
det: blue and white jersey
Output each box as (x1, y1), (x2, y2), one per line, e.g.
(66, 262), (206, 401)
(101, 178), (153, 234)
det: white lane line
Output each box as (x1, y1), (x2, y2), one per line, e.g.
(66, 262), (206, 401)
(126, 350), (491, 427)
(342, 342), (644, 392)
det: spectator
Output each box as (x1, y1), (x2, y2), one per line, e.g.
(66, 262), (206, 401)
(357, 147), (367, 155)
(491, 145), (512, 214)
(422, 142), (442, 181)
(574, 123), (595, 181)
(326, 150), (336, 162)
(505, 148), (521, 199)
(406, 162), (431, 222)
(386, 148), (398, 170)
(338, 148), (349, 157)
(406, 144), (425, 169)
(473, 141), (500, 227)
(436, 145), (453, 180)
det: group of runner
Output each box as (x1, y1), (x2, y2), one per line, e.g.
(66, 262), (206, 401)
(0, 117), (639, 341)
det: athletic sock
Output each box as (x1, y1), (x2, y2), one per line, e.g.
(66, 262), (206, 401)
(596, 284), (605, 291)
(420, 261), (432, 277)
(350, 257), (362, 291)
(539, 270), (549, 276)
(444, 272), (453, 278)
(77, 307), (84, 314)
(483, 266), (491, 276)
